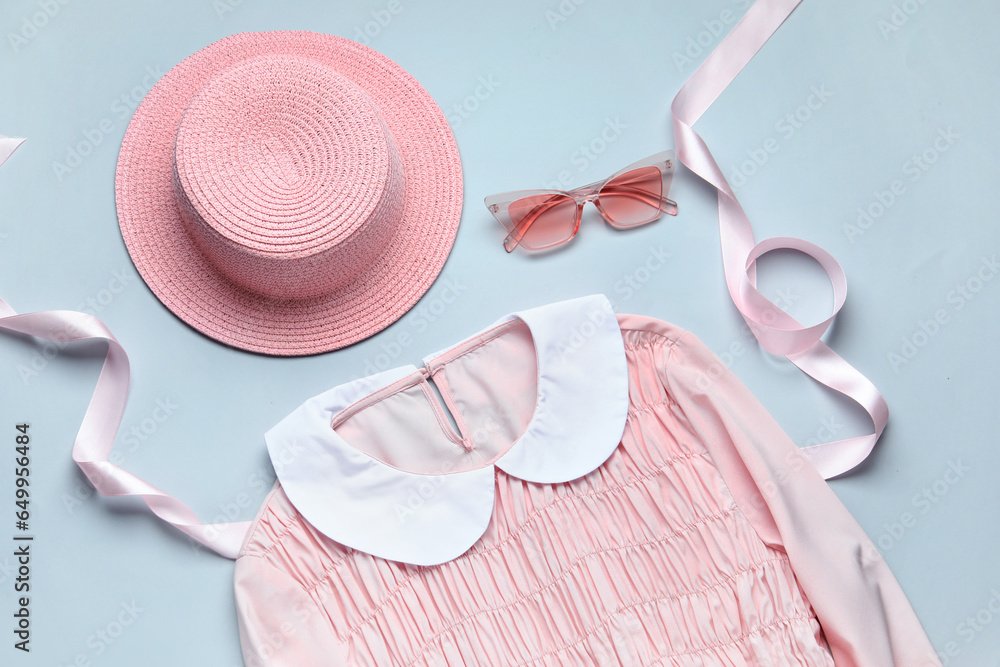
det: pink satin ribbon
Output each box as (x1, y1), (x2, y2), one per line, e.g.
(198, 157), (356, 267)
(1, 137), (249, 558)
(671, 0), (887, 478)
(0, 304), (250, 557)
(0, 137), (25, 165)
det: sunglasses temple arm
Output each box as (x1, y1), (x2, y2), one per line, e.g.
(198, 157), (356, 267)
(502, 196), (567, 252)
(503, 233), (519, 253)
(604, 184), (680, 215)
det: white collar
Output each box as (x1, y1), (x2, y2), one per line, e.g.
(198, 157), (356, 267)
(265, 294), (629, 566)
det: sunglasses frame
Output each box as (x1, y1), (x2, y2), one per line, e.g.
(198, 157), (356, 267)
(485, 150), (678, 252)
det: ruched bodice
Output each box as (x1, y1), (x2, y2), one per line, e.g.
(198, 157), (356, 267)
(235, 322), (841, 666)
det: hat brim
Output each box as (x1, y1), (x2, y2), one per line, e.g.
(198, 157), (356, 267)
(115, 32), (463, 355)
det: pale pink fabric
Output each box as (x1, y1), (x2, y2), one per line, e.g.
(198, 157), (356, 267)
(234, 315), (938, 666)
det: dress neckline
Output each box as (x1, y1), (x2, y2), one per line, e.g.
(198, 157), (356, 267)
(264, 294), (629, 565)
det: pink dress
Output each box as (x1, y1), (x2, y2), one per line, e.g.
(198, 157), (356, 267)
(234, 296), (939, 666)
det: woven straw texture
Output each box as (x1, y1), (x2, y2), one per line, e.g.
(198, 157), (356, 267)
(116, 32), (463, 355)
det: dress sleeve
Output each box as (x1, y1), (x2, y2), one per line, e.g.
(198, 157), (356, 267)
(234, 553), (349, 666)
(663, 330), (940, 667)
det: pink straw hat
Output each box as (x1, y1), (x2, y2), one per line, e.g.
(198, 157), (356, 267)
(115, 31), (463, 355)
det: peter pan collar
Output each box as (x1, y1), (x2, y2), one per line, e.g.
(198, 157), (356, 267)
(265, 294), (629, 566)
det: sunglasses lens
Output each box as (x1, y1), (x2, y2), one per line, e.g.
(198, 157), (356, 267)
(598, 166), (665, 227)
(506, 193), (579, 250)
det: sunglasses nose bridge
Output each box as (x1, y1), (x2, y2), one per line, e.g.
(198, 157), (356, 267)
(568, 181), (603, 206)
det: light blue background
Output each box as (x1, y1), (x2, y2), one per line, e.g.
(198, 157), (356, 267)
(1, 0), (998, 665)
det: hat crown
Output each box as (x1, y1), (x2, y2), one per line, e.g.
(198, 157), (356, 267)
(172, 54), (405, 299)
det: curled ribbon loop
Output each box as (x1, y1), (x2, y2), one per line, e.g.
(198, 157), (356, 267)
(671, 0), (887, 478)
(739, 237), (848, 356)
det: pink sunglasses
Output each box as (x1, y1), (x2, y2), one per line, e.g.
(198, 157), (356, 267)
(485, 150), (678, 252)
